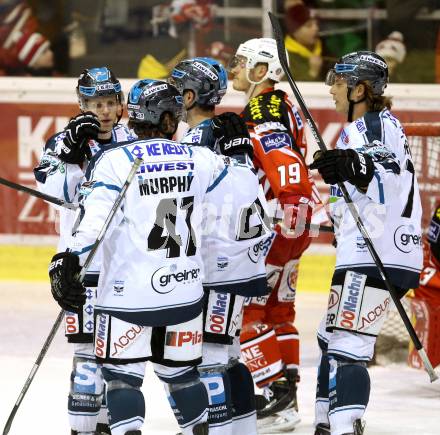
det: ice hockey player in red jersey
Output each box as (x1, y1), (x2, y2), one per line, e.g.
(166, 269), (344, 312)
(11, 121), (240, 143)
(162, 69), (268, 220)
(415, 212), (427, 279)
(410, 204), (440, 369)
(229, 37), (319, 432)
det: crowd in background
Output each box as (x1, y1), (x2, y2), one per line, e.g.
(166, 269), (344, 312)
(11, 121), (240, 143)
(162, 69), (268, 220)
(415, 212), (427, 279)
(0, 0), (439, 83)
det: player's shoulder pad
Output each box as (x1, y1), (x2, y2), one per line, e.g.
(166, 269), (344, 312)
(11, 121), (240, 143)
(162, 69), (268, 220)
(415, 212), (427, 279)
(84, 140), (133, 180)
(112, 123), (137, 143)
(181, 119), (215, 148)
(44, 131), (66, 151)
(243, 89), (290, 126)
(355, 111), (384, 143)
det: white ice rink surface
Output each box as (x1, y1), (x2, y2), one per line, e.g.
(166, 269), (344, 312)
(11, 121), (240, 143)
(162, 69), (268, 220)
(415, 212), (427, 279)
(1, 282), (439, 435)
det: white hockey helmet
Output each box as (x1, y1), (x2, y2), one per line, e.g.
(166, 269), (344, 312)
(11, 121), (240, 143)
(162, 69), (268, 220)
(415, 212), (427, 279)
(235, 37), (286, 83)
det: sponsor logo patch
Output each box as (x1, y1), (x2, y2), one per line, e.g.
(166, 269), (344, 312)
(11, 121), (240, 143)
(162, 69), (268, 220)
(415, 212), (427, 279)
(393, 224), (422, 253)
(151, 263), (201, 294)
(260, 132), (292, 153)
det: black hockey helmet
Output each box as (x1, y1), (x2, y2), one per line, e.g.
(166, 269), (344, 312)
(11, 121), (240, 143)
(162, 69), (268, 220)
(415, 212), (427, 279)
(325, 51), (389, 96)
(127, 79), (183, 126)
(77, 67), (124, 110)
(170, 57), (228, 106)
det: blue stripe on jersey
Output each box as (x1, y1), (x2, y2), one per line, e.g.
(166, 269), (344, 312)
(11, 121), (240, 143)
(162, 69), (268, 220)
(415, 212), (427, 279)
(373, 172), (384, 203)
(122, 146), (134, 162)
(206, 166), (228, 192)
(93, 181), (121, 192)
(363, 111), (383, 143)
(84, 139), (136, 180)
(63, 174), (71, 202)
(95, 296), (203, 327)
(205, 274), (269, 297)
(71, 244), (93, 256)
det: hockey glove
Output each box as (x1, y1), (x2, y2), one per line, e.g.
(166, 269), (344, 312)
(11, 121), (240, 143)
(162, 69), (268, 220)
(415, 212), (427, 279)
(59, 112), (100, 164)
(49, 252), (86, 312)
(212, 112), (254, 158)
(310, 149), (374, 190)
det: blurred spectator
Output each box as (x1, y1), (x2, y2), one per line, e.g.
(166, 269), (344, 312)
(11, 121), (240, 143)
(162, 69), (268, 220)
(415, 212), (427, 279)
(375, 31), (406, 78)
(284, 3), (324, 80)
(0, 0), (55, 75)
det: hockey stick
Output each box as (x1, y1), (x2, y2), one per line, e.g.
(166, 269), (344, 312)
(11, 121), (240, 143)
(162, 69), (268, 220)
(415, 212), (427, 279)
(268, 12), (438, 383)
(0, 176), (78, 210)
(2, 157), (143, 435)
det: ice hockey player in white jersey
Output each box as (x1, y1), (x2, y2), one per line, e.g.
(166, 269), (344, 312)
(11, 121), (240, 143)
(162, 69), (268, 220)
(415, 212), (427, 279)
(48, 79), (239, 435)
(309, 51), (423, 435)
(171, 57), (271, 435)
(34, 67), (135, 435)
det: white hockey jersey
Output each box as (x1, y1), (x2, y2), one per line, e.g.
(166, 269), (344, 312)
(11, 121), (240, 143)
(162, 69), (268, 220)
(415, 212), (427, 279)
(34, 124), (135, 269)
(330, 109), (423, 289)
(181, 120), (271, 297)
(69, 139), (230, 326)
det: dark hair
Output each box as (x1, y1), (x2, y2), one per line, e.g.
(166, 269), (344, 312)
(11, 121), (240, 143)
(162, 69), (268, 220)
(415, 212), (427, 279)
(128, 112), (177, 139)
(363, 81), (392, 111)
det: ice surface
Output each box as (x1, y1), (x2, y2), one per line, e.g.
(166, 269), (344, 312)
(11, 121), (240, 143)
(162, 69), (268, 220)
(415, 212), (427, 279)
(1, 283), (439, 434)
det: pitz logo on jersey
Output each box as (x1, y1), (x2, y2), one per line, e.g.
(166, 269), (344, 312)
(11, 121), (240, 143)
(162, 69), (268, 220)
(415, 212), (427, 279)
(165, 330), (202, 347)
(355, 118), (366, 133)
(394, 224), (422, 253)
(260, 132), (292, 153)
(151, 264), (201, 294)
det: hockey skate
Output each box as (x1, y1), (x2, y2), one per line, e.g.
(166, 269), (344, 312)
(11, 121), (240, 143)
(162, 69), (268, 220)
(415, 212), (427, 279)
(314, 422), (330, 434)
(314, 419), (365, 435)
(256, 370), (301, 433)
(71, 423), (111, 435)
(176, 421), (209, 435)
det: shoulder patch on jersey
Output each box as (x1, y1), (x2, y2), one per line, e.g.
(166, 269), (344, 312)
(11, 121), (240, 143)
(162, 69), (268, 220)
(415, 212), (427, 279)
(254, 121), (287, 135)
(244, 90), (286, 124)
(340, 129), (350, 145)
(260, 132), (292, 153)
(354, 118), (367, 134)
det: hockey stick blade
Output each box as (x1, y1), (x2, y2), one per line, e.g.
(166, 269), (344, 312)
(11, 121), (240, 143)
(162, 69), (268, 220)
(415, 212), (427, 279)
(2, 157), (143, 435)
(268, 11), (438, 382)
(0, 176), (78, 210)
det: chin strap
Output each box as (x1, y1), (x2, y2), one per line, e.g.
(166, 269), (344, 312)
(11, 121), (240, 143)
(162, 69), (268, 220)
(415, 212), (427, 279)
(347, 89), (366, 122)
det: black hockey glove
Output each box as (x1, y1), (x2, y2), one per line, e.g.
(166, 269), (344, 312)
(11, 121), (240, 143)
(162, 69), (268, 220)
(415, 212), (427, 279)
(310, 149), (374, 190)
(49, 252), (86, 312)
(212, 112), (254, 158)
(59, 112), (100, 164)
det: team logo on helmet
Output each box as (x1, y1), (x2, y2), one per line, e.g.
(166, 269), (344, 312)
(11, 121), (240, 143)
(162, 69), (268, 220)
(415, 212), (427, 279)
(127, 79), (183, 125)
(171, 57), (227, 106)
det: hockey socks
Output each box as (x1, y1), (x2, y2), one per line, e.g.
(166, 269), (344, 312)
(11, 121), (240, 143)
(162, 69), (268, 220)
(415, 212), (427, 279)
(199, 369), (233, 435)
(227, 362), (257, 435)
(102, 368), (145, 435)
(327, 357), (370, 435)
